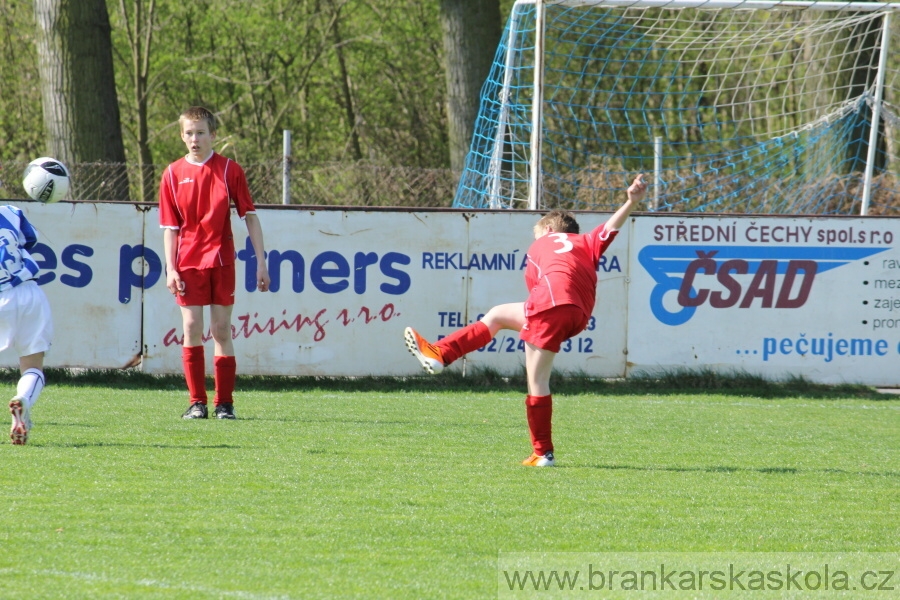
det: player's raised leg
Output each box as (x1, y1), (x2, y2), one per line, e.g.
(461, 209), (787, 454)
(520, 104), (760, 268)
(437, 302), (525, 365)
(404, 327), (445, 374)
(403, 303), (526, 374)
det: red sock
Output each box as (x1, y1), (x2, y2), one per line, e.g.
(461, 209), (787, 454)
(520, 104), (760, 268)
(214, 355), (237, 406)
(435, 321), (493, 365)
(525, 395), (553, 455)
(182, 346), (207, 404)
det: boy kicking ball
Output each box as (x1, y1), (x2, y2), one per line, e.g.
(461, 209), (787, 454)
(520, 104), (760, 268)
(0, 205), (54, 445)
(404, 174), (647, 466)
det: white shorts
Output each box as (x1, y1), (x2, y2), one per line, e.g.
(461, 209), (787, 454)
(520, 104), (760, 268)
(0, 280), (54, 358)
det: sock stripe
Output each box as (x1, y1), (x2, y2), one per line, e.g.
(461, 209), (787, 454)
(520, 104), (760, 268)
(17, 368), (45, 408)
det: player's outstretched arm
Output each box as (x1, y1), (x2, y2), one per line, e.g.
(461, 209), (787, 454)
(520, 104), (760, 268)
(605, 174), (647, 231)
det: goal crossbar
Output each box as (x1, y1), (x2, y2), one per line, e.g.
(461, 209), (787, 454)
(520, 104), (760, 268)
(538, 0), (900, 12)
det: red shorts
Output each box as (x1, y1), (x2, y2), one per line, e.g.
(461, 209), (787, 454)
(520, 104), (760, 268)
(520, 304), (590, 353)
(176, 264), (236, 307)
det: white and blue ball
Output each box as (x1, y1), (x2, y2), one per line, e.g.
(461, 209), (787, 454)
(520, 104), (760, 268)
(22, 157), (70, 203)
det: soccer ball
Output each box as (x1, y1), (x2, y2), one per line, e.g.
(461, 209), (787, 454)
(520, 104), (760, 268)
(22, 157), (70, 203)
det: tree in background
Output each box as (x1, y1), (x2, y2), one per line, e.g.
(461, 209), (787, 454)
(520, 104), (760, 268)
(440, 0), (501, 175)
(33, 0), (129, 200)
(110, 0), (447, 167)
(0, 1), (42, 162)
(0, 0), (515, 202)
(317, 0), (448, 167)
(111, 0), (162, 203)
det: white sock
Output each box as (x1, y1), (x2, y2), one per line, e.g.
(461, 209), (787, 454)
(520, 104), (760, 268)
(16, 368), (45, 410)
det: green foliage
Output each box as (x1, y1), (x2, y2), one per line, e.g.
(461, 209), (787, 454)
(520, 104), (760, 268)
(0, 0), (450, 170)
(0, 0), (42, 161)
(107, 0), (448, 167)
(0, 375), (895, 598)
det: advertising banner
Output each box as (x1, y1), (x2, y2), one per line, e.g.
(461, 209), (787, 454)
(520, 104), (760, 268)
(1, 202), (897, 385)
(0, 202), (144, 369)
(628, 215), (900, 385)
(142, 208), (465, 375)
(142, 207), (630, 377)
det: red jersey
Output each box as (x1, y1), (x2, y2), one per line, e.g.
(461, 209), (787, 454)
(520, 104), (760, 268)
(523, 223), (619, 317)
(159, 152), (257, 270)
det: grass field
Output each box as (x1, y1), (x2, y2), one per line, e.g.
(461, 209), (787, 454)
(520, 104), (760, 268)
(0, 369), (896, 599)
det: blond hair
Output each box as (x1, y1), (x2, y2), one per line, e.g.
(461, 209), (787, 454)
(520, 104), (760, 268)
(179, 106), (218, 134)
(534, 209), (580, 237)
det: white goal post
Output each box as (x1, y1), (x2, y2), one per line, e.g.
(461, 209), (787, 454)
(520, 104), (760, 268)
(458, 0), (900, 215)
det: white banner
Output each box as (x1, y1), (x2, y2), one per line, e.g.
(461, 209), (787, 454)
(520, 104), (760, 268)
(1, 202), (897, 385)
(628, 216), (900, 385)
(0, 202), (143, 369)
(142, 207), (628, 376)
(143, 208), (473, 376)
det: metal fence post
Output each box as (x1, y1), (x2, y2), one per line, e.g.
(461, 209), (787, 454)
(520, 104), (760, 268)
(282, 130), (292, 205)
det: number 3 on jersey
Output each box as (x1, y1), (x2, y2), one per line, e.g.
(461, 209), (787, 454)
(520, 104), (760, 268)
(548, 233), (573, 254)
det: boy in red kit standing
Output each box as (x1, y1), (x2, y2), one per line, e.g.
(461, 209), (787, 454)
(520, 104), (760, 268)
(159, 106), (270, 420)
(404, 174), (647, 465)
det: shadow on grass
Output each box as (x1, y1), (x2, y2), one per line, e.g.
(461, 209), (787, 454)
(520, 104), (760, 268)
(33, 442), (241, 449)
(0, 366), (892, 400)
(577, 463), (899, 478)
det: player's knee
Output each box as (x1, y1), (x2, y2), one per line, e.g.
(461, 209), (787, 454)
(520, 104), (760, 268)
(209, 320), (231, 344)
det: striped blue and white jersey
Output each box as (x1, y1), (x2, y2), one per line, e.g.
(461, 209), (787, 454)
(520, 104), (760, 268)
(0, 205), (40, 292)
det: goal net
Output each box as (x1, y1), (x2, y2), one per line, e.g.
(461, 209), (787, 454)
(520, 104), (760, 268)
(453, 0), (900, 215)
